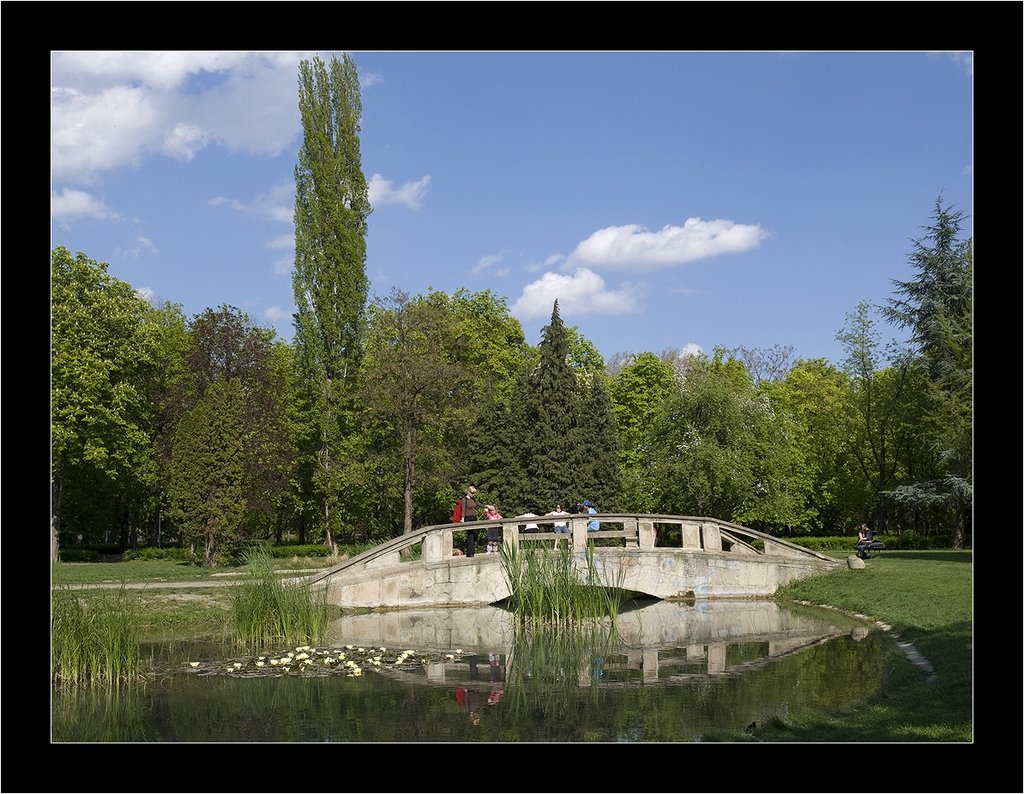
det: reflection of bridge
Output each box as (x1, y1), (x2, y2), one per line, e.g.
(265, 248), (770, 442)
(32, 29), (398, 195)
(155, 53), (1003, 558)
(328, 600), (862, 686)
(305, 515), (841, 609)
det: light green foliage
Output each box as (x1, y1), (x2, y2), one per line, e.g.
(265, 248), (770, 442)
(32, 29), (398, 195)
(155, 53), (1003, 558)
(444, 288), (532, 404)
(762, 358), (857, 532)
(835, 302), (918, 533)
(167, 379), (247, 566)
(360, 289), (475, 534)
(51, 246), (166, 559)
(609, 352), (677, 511)
(292, 53), (371, 548)
(647, 349), (805, 527)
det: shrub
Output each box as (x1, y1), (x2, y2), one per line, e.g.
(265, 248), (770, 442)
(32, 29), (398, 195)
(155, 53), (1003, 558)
(58, 548), (100, 563)
(122, 547), (191, 562)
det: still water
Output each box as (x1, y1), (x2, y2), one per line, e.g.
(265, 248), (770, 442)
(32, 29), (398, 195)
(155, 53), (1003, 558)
(52, 600), (902, 742)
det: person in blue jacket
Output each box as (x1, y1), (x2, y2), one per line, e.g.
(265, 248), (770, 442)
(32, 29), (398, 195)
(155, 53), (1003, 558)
(582, 499), (600, 532)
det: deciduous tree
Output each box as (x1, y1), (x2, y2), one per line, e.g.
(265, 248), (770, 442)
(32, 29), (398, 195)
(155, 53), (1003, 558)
(292, 53), (371, 553)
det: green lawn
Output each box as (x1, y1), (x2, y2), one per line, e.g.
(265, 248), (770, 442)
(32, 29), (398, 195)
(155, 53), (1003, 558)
(748, 549), (973, 742)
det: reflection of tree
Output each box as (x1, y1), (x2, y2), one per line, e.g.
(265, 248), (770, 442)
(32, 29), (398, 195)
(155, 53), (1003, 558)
(53, 628), (903, 742)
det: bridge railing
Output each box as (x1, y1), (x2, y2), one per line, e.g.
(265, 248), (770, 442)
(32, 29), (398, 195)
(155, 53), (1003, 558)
(303, 514), (835, 588)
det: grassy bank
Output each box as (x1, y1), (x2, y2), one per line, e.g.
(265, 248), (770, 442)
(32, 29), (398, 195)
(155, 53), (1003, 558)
(747, 549), (973, 742)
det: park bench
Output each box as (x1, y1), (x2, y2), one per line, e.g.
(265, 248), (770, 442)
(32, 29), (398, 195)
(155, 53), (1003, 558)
(855, 538), (885, 559)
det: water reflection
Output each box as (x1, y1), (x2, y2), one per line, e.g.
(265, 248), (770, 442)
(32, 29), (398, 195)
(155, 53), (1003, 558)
(53, 600), (902, 742)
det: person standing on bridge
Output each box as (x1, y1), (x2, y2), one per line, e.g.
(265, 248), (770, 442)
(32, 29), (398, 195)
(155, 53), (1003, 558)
(582, 499), (600, 532)
(459, 486), (481, 557)
(484, 504), (503, 554)
(546, 503), (570, 549)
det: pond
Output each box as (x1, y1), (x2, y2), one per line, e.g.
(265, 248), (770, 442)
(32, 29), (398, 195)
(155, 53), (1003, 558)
(51, 599), (904, 742)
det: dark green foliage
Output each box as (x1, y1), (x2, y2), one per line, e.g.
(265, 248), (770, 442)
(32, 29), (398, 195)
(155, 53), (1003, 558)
(515, 301), (584, 509)
(577, 373), (622, 510)
(58, 548), (101, 563)
(881, 197), (972, 547)
(121, 546), (191, 562)
(167, 379), (247, 566)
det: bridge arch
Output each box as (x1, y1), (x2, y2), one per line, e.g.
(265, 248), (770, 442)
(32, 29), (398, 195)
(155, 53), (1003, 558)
(302, 514), (841, 610)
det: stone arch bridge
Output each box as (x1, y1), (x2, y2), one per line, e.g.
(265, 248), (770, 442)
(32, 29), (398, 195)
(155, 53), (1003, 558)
(302, 514), (841, 610)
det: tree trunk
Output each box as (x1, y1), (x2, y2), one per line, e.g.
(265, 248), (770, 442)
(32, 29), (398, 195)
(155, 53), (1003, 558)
(952, 505), (966, 549)
(403, 425), (415, 535)
(52, 471), (64, 563)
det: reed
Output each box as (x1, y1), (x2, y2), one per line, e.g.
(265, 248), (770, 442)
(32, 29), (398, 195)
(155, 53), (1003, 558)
(228, 545), (330, 648)
(500, 542), (625, 624)
(51, 582), (143, 686)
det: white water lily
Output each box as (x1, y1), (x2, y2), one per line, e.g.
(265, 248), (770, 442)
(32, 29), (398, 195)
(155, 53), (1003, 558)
(255, 661), (265, 668)
(295, 652), (310, 661)
(456, 649), (463, 654)
(189, 662), (200, 668)
(270, 658), (280, 666)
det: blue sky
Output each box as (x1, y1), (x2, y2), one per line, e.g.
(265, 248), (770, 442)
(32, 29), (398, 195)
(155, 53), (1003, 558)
(51, 51), (973, 367)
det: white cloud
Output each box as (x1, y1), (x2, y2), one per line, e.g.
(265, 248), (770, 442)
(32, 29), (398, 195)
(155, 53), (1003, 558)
(51, 51), (309, 182)
(209, 180), (293, 223)
(51, 188), (120, 220)
(266, 234), (294, 249)
(161, 122), (209, 161)
(135, 286), (157, 304)
(264, 305), (291, 322)
(360, 70), (384, 88)
(567, 218), (768, 272)
(472, 253), (504, 275)
(544, 254), (564, 267)
(961, 164), (972, 176)
(510, 268), (642, 320)
(368, 173), (430, 209)
(272, 256), (292, 275)
(678, 342), (703, 357)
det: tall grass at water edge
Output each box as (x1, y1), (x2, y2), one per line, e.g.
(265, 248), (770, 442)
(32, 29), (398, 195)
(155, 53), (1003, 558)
(229, 545), (331, 648)
(52, 582), (143, 686)
(500, 543), (626, 624)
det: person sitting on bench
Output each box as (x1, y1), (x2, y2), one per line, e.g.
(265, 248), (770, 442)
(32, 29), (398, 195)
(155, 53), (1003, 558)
(856, 524), (876, 558)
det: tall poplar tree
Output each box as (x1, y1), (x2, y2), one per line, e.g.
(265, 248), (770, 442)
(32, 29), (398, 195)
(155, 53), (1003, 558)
(292, 53), (371, 552)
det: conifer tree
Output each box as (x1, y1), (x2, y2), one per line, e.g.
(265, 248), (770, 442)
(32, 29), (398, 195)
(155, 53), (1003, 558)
(577, 372), (622, 510)
(882, 197), (972, 547)
(516, 301), (582, 510)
